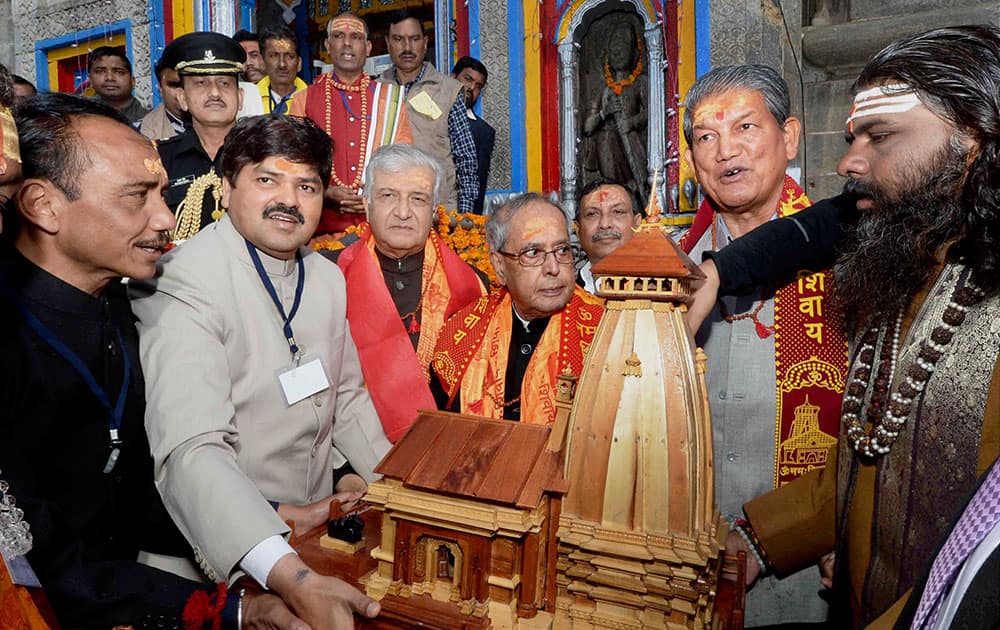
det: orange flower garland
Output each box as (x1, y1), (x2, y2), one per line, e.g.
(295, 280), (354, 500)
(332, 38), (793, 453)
(435, 206), (498, 288)
(603, 38), (644, 96)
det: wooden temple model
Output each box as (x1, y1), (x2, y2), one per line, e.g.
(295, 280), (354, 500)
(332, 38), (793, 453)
(362, 211), (727, 628)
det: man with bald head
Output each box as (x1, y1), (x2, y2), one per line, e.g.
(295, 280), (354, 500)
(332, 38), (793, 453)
(431, 193), (604, 425)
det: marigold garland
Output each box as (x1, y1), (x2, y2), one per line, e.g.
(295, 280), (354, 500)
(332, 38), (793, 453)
(434, 207), (497, 287)
(603, 38), (644, 96)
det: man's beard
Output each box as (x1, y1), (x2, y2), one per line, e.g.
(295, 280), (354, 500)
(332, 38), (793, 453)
(834, 140), (967, 329)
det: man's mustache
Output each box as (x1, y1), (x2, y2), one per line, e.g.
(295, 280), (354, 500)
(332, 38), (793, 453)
(842, 178), (877, 200)
(136, 233), (171, 250)
(262, 203), (305, 224)
(592, 229), (622, 242)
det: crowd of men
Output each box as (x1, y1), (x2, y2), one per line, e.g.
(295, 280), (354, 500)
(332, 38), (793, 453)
(0, 18), (996, 630)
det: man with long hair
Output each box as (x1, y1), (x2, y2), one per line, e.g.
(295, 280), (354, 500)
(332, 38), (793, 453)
(690, 25), (999, 627)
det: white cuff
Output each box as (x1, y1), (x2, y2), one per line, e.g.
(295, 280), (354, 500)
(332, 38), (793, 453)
(239, 535), (297, 588)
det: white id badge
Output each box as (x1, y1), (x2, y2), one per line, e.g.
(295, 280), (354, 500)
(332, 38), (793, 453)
(278, 356), (330, 405)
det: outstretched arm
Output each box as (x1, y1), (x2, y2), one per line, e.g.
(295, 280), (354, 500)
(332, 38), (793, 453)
(704, 194), (858, 296)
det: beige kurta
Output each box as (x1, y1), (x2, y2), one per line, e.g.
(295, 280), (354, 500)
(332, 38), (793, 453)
(132, 215), (391, 580)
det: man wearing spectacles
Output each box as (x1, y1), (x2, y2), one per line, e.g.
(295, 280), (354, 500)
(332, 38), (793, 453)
(431, 193), (604, 424)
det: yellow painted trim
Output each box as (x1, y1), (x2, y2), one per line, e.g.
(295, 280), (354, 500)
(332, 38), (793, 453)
(46, 33), (127, 93)
(173, 0), (194, 38)
(676, 0), (698, 210)
(523, 0), (542, 189)
(557, 0), (656, 42)
(48, 64), (58, 95)
(658, 214), (696, 226)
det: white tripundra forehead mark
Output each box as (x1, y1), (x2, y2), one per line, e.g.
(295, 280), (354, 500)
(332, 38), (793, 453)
(846, 83), (922, 132)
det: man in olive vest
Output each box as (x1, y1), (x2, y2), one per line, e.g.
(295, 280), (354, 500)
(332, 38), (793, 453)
(377, 9), (478, 215)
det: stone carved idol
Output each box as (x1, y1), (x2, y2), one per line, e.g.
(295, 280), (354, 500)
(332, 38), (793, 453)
(580, 14), (649, 207)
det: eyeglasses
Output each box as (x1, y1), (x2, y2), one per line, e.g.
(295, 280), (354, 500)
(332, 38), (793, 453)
(497, 244), (579, 267)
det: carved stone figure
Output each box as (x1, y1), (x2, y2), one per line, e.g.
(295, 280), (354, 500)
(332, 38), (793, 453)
(580, 15), (649, 206)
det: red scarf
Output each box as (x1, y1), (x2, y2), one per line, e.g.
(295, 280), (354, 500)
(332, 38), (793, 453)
(680, 176), (848, 487)
(339, 224), (485, 441)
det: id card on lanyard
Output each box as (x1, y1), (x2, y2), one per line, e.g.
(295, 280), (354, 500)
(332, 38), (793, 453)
(0, 283), (129, 474)
(245, 240), (330, 405)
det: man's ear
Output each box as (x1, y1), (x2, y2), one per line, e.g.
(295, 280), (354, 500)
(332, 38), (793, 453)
(177, 88), (190, 113)
(221, 175), (234, 209)
(17, 179), (63, 235)
(783, 116), (802, 161)
(631, 212), (643, 228)
(489, 251), (507, 286)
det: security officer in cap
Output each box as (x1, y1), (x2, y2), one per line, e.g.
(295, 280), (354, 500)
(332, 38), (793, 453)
(157, 32), (245, 240)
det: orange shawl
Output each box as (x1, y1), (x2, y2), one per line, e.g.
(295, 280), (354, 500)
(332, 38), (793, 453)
(432, 287), (604, 425)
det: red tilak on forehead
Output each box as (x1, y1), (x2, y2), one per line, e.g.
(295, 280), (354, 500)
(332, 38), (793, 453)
(715, 110), (725, 121)
(598, 190), (609, 202)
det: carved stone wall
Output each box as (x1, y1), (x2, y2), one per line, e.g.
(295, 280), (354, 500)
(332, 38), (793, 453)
(708, 0), (804, 182)
(799, 0), (997, 200)
(478, 1), (513, 192)
(10, 0), (154, 106)
(0, 1), (15, 70)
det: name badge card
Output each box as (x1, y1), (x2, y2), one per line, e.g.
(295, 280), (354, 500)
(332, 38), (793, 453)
(278, 356), (330, 405)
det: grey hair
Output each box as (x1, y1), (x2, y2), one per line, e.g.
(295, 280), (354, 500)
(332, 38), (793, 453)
(364, 144), (443, 206)
(485, 192), (572, 252)
(682, 64), (791, 145)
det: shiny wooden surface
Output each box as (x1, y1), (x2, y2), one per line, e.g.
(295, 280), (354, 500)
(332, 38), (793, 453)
(296, 511), (745, 629)
(0, 556), (59, 630)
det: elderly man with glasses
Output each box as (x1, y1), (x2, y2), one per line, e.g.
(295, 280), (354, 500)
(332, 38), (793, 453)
(430, 193), (604, 424)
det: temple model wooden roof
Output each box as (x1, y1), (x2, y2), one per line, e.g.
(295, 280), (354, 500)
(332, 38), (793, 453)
(375, 410), (569, 509)
(589, 221), (704, 281)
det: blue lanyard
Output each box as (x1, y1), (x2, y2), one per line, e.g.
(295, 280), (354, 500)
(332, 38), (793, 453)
(270, 90), (293, 115)
(245, 240), (305, 359)
(0, 282), (130, 472)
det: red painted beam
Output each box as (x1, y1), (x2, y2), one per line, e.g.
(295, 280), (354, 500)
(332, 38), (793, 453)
(539, 1), (561, 194)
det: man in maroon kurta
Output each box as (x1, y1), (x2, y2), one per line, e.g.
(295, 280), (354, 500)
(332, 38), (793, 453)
(290, 12), (410, 235)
